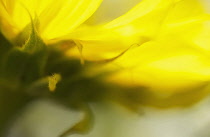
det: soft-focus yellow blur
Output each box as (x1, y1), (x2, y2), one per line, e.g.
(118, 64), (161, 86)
(67, 0), (210, 61)
(83, 0), (210, 96)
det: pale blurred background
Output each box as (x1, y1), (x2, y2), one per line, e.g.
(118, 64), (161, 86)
(7, 0), (210, 137)
(7, 96), (210, 137)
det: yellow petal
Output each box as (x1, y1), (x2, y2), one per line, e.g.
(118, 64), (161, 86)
(0, 0), (103, 41)
(0, 0), (20, 39)
(66, 25), (143, 61)
(160, 15), (210, 51)
(84, 0), (141, 25)
(66, 0), (175, 60)
(164, 0), (206, 24)
(98, 0), (210, 96)
(157, 0), (210, 51)
(66, 0), (209, 62)
(103, 0), (177, 29)
(39, 0), (103, 40)
(90, 37), (210, 96)
(0, 0), (55, 39)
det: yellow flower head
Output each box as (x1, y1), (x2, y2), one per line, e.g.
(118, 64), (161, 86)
(1, 0), (210, 100)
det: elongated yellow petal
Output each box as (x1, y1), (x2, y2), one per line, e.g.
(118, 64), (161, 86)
(164, 0), (206, 24)
(0, 0), (103, 41)
(65, 0), (171, 60)
(66, 25), (143, 61)
(39, 0), (103, 40)
(158, 0), (210, 51)
(65, 0), (210, 64)
(160, 15), (210, 51)
(84, 0), (141, 25)
(0, 0), (55, 39)
(103, 0), (177, 29)
(97, 38), (210, 95)
(0, 0), (20, 39)
(65, 0), (188, 61)
(81, 0), (210, 97)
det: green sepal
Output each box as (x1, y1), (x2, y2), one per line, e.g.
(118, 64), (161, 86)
(0, 48), (29, 83)
(20, 27), (48, 85)
(0, 27), (48, 89)
(0, 33), (13, 65)
(22, 24), (45, 53)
